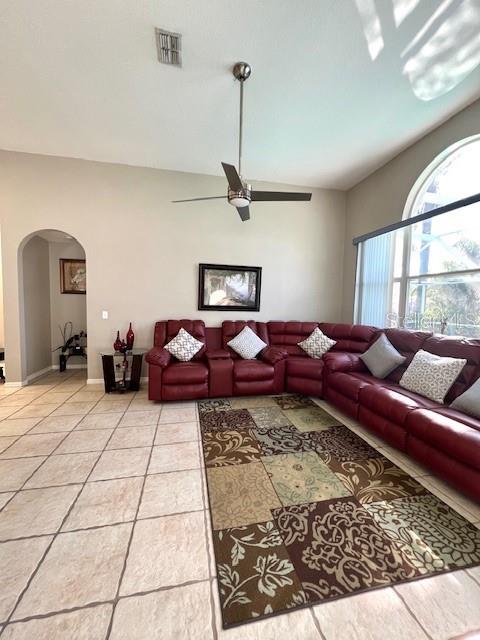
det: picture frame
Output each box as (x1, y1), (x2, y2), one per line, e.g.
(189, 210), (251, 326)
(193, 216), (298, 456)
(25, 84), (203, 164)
(60, 258), (86, 294)
(198, 263), (262, 311)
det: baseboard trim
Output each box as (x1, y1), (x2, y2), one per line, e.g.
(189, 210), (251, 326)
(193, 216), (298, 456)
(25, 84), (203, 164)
(7, 363), (89, 387)
(87, 376), (149, 385)
(52, 364), (87, 370)
(25, 365), (55, 384)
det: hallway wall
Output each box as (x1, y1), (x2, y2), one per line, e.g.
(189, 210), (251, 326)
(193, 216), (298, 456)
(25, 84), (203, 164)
(22, 235), (51, 377)
(49, 239), (87, 367)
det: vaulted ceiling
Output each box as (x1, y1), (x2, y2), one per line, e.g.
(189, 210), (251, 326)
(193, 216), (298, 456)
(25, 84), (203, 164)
(1, 0), (479, 189)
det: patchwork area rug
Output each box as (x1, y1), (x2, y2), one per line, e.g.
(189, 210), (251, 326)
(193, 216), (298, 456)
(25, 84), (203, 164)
(199, 394), (480, 628)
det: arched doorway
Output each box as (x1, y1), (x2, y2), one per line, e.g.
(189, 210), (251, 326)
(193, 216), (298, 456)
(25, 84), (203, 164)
(17, 229), (87, 384)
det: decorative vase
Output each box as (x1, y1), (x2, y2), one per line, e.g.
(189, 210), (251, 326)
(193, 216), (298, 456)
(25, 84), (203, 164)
(126, 322), (135, 350)
(113, 331), (122, 352)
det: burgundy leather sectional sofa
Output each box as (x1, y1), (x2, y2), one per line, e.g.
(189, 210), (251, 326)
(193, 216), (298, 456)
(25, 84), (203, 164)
(146, 319), (480, 501)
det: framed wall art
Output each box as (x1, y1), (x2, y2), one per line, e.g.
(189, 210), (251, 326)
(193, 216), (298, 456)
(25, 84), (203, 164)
(60, 258), (86, 294)
(198, 263), (262, 311)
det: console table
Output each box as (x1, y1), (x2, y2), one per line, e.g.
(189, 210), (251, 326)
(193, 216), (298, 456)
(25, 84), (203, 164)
(100, 349), (145, 393)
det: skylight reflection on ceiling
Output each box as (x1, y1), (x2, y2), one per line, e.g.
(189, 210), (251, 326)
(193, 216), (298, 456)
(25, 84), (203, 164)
(402, 0), (480, 100)
(354, 0), (384, 61)
(392, 0), (421, 27)
(355, 0), (480, 101)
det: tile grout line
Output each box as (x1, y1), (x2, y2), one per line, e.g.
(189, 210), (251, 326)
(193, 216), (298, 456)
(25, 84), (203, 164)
(0, 505), (207, 544)
(464, 568), (480, 589)
(0, 396), (165, 506)
(0, 386), (115, 513)
(391, 586), (435, 640)
(197, 407), (219, 640)
(0, 380), (72, 456)
(0, 461), (202, 497)
(0, 374), (105, 498)
(104, 401), (164, 640)
(309, 608), (328, 640)
(1, 578), (212, 628)
(0, 373), (85, 422)
(3, 381), (137, 627)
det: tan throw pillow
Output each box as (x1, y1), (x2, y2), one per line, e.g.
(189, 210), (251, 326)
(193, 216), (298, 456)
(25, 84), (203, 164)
(164, 327), (203, 362)
(399, 349), (466, 403)
(297, 327), (336, 359)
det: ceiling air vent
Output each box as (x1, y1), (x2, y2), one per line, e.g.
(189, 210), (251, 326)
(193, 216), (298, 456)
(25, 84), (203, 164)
(155, 28), (182, 66)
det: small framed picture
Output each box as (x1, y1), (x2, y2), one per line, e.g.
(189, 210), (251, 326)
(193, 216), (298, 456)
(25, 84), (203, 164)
(60, 258), (86, 294)
(198, 263), (262, 311)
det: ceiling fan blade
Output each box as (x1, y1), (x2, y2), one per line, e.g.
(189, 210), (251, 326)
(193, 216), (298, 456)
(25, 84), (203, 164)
(237, 206), (250, 221)
(221, 162), (244, 192)
(172, 196), (227, 203)
(251, 191), (312, 202)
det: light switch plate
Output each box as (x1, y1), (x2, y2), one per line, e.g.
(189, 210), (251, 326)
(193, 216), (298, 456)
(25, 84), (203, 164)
(102, 311), (108, 320)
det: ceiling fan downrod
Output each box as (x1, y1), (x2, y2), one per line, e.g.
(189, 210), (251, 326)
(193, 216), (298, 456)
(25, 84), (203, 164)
(232, 62), (251, 178)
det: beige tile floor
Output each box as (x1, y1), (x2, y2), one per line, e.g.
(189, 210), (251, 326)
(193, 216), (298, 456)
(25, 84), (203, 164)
(0, 370), (479, 639)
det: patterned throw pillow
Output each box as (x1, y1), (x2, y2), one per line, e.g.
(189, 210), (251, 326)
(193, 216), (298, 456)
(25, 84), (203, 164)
(297, 327), (336, 359)
(399, 349), (466, 403)
(164, 327), (203, 362)
(227, 326), (267, 359)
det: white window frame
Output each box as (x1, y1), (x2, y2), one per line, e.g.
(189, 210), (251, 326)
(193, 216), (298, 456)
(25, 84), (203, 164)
(394, 134), (480, 332)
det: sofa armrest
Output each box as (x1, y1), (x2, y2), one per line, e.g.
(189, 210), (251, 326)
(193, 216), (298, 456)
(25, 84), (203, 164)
(145, 347), (172, 368)
(261, 346), (288, 365)
(205, 349), (231, 360)
(323, 352), (367, 373)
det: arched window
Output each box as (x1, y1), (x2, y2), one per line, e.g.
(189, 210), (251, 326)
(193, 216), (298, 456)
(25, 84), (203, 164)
(355, 136), (480, 337)
(405, 136), (480, 218)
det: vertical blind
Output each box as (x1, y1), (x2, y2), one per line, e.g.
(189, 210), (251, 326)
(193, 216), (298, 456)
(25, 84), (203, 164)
(355, 232), (393, 327)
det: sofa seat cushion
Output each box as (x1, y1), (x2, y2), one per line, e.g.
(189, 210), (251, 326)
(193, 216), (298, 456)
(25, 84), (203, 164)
(234, 360), (274, 382)
(163, 361), (209, 385)
(360, 383), (437, 426)
(287, 356), (324, 380)
(430, 406), (480, 434)
(327, 371), (385, 398)
(405, 408), (480, 471)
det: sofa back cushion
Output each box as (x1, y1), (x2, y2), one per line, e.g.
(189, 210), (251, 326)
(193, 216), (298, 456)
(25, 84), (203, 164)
(267, 321), (319, 357)
(222, 321), (269, 358)
(154, 320), (207, 359)
(422, 335), (480, 402)
(205, 327), (223, 351)
(319, 323), (378, 353)
(383, 329), (432, 382)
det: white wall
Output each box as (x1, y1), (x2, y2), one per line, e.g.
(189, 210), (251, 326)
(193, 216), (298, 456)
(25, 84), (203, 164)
(21, 235), (51, 377)
(342, 97), (480, 322)
(49, 239), (87, 366)
(0, 228), (4, 348)
(0, 150), (346, 383)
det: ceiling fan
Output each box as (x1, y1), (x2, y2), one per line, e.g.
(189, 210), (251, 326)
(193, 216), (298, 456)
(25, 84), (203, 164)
(172, 62), (312, 221)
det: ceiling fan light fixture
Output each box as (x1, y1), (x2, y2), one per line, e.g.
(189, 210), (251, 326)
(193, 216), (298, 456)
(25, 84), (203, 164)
(228, 185), (251, 208)
(229, 195), (250, 208)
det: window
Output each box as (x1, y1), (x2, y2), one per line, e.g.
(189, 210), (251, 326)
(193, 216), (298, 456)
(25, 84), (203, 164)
(355, 136), (480, 337)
